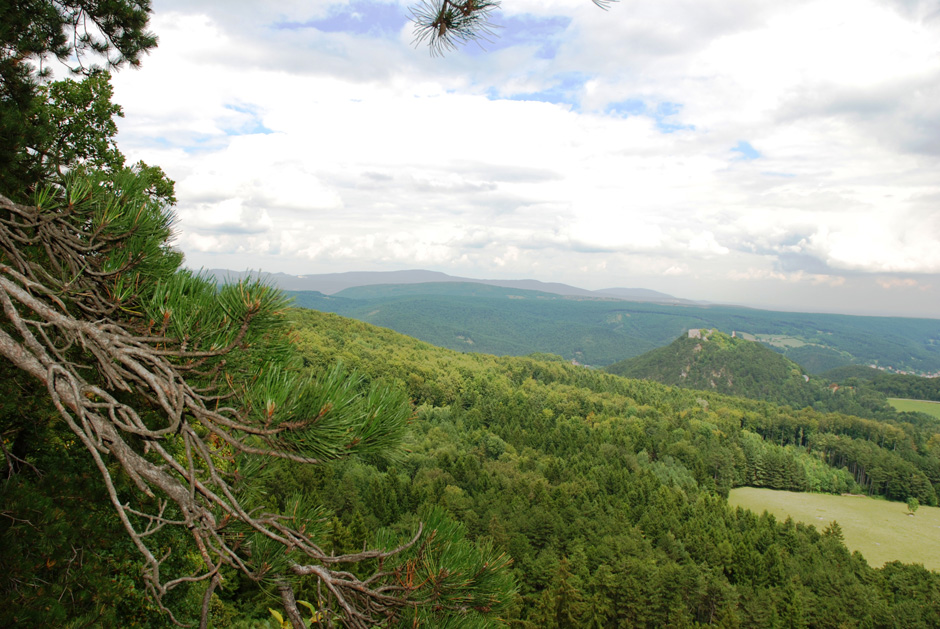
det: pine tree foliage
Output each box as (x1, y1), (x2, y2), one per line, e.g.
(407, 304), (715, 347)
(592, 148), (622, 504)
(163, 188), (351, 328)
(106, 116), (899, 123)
(411, 0), (502, 55)
(0, 130), (514, 629)
(1, 3), (517, 626)
(0, 172), (492, 625)
(0, 1), (158, 194)
(410, 0), (618, 55)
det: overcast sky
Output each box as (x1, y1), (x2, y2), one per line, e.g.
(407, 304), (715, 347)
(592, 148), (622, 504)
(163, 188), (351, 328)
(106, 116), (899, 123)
(109, 0), (940, 317)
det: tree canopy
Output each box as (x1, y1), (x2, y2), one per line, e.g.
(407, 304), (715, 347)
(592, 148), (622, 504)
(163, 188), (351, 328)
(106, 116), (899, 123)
(0, 0), (157, 194)
(0, 2), (517, 626)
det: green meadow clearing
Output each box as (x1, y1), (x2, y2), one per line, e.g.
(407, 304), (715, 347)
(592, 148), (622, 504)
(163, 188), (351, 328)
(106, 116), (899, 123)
(728, 487), (940, 571)
(888, 397), (940, 419)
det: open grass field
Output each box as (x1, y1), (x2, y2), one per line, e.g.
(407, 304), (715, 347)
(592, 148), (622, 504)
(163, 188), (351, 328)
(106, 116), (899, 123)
(888, 398), (940, 419)
(728, 487), (940, 570)
(749, 333), (808, 348)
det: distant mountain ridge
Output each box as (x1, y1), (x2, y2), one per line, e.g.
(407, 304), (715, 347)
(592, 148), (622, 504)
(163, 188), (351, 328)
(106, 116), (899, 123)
(203, 268), (940, 375)
(286, 284), (940, 374)
(204, 268), (688, 304)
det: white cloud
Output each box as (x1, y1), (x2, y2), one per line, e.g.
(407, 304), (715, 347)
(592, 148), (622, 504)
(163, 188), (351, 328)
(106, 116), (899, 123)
(107, 0), (940, 316)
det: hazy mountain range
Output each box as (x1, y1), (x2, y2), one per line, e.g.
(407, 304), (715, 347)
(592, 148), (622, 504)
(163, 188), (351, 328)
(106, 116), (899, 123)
(204, 268), (692, 304)
(205, 268), (940, 375)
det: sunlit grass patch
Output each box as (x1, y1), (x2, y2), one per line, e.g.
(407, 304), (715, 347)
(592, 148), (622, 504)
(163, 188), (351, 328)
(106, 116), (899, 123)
(888, 398), (940, 419)
(729, 487), (940, 571)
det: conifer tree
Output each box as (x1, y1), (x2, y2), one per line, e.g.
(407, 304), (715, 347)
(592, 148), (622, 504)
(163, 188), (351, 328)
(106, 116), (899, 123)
(0, 0), (157, 194)
(0, 3), (519, 626)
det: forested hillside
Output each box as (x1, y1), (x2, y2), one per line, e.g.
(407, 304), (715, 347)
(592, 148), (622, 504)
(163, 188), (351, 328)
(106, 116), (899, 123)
(6, 306), (940, 625)
(278, 310), (940, 626)
(288, 283), (940, 374)
(605, 331), (911, 421)
(606, 330), (810, 400)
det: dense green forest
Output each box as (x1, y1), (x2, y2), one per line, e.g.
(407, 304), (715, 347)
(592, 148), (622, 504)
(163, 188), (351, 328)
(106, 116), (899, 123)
(287, 283), (940, 374)
(278, 311), (940, 625)
(7, 307), (940, 625)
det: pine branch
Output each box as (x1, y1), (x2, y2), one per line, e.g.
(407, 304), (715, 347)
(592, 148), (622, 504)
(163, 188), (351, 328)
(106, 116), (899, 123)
(1, 179), (508, 625)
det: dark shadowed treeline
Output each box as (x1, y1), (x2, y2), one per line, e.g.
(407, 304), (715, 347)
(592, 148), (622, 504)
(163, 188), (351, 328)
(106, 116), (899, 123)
(824, 365), (940, 402)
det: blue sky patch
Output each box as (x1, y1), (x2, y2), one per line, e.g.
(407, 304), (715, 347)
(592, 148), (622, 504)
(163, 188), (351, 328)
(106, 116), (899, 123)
(180, 135), (232, 155)
(606, 99), (694, 133)
(606, 99), (646, 117)
(653, 102), (693, 133)
(461, 14), (571, 58)
(275, 0), (408, 38)
(732, 140), (761, 160)
(222, 104), (273, 136)
(498, 72), (588, 109)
